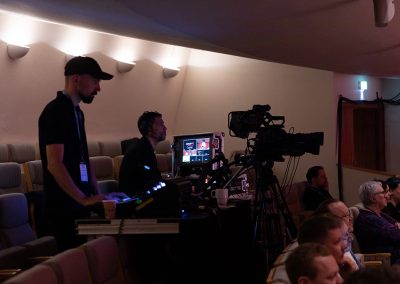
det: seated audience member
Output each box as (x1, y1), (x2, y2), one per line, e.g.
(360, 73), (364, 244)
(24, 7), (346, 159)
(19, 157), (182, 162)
(298, 215), (357, 280)
(344, 265), (400, 284)
(353, 180), (400, 264)
(315, 199), (361, 269)
(303, 166), (333, 210)
(382, 176), (400, 221)
(286, 242), (343, 284)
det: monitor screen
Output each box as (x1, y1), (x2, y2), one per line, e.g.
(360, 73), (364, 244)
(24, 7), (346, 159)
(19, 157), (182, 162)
(173, 133), (214, 167)
(173, 132), (224, 177)
(181, 137), (211, 164)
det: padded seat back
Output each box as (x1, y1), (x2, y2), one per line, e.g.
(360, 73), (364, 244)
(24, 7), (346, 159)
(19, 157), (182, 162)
(99, 140), (122, 157)
(89, 156), (114, 180)
(282, 181), (312, 229)
(0, 193), (36, 247)
(2, 264), (58, 284)
(156, 153), (172, 174)
(0, 162), (24, 194)
(113, 155), (124, 179)
(7, 144), (36, 164)
(23, 160), (44, 192)
(87, 141), (100, 157)
(349, 202), (366, 253)
(43, 248), (92, 284)
(0, 245), (29, 269)
(155, 140), (171, 154)
(0, 144), (9, 162)
(81, 236), (126, 284)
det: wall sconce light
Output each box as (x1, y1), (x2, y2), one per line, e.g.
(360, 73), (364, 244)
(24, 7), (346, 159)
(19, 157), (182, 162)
(7, 44), (30, 60)
(163, 67), (180, 78)
(117, 61), (136, 73)
(373, 0), (395, 27)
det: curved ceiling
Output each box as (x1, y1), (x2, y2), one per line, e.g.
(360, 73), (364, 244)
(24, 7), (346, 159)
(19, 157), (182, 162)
(1, 0), (400, 77)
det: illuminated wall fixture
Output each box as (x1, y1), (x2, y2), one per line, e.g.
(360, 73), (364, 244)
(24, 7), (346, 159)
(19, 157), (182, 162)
(358, 80), (368, 100)
(373, 0), (395, 27)
(116, 61), (136, 73)
(7, 44), (30, 60)
(163, 67), (180, 78)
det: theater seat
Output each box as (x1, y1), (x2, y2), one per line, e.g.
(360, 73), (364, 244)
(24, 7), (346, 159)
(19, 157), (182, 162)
(87, 141), (100, 157)
(0, 162), (25, 194)
(113, 155), (124, 180)
(0, 144), (9, 162)
(0, 246), (28, 270)
(2, 264), (57, 284)
(81, 236), (126, 284)
(155, 140), (171, 154)
(23, 160), (44, 192)
(99, 140), (122, 157)
(89, 156), (115, 181)
(7, 144), (36, 164)
(43, 248), (92, 284)
(282, 181), (313, 230)
(0, 193), (57, 256)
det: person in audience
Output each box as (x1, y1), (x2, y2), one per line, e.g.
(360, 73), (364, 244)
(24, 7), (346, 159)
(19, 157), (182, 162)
(353, 180), (400, 264)
(344, 265), (400, 284)
(119, 111), (166, 196)
(382, 176), (400, 221)
(38, 56), (113, 251)
(298, 215), (357, 280)
(315, 199), (361, 269)
(286, 242), (343, 284)
(303, 166), (333, 210)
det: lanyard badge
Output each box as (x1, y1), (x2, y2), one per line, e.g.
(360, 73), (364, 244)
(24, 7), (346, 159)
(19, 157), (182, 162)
(80, 162), (89, 183)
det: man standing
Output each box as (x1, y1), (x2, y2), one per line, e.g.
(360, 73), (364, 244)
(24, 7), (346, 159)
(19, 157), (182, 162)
(39, 56), (113, 251)
(303, 165), (333, 210)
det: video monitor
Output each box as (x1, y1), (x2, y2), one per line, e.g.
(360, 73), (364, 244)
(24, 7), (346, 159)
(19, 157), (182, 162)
(175, 133), (213, 166)
(172, 132), (224, 177)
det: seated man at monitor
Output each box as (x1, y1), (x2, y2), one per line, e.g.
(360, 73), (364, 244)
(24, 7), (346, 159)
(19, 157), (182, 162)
(119, 111), (165, 196)
(118, 111), (180, 217)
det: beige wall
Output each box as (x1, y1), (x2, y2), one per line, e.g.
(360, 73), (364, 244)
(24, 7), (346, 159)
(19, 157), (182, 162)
(0, 41), (187, 144)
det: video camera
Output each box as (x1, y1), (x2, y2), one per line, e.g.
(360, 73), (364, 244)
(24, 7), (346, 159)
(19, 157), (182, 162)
(228, 105), (324, 161)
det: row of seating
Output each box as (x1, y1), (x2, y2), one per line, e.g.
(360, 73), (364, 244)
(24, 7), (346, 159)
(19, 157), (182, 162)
(0, 141), (121, 164)
(0, 139), (172, 164)
(2, 235), (126, 284)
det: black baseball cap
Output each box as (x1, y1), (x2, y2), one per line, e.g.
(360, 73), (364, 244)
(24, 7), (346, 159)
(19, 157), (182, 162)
(64, 56), (113, 80)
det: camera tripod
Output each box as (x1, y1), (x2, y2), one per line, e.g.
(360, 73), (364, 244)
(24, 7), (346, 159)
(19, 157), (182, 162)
(252, 158), (297, 269)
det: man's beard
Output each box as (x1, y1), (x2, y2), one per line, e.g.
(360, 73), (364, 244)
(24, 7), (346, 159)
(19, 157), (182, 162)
(79, 92), (95, 104)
